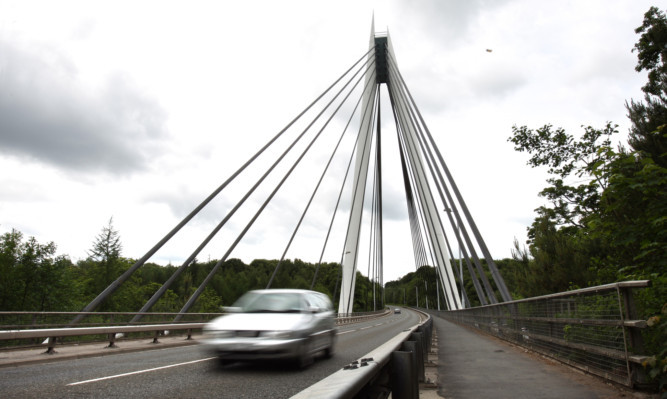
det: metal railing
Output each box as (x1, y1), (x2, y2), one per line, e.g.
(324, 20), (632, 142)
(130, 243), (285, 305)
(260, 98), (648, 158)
(292, 311), (433, 399)
(0, 309), (391, 353)
(0, 311), (221, 329)
(0, 312), (224, 353)
(336, 308), (391, 325)
(435, 280), (651, 387)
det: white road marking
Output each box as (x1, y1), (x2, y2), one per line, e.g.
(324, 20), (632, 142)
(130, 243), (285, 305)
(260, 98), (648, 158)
(337, 329), (355, 335)
(360, 326), (373, 330)
(67, 357), (216, 386)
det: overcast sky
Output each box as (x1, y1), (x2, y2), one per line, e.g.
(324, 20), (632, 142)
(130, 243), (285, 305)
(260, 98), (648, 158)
(0, 0), (656, 284)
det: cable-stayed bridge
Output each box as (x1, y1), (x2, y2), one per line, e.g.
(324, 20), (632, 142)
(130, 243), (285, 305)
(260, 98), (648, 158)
(76, 22), (511, 320)
(0, 24), (654, 399)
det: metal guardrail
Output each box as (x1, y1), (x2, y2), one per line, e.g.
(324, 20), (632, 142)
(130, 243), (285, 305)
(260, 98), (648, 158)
(435, 280), (651, 387)
(336, 308), (391, 325)
(0, 309), (391, 354)
(0, 311), (222, 329)
(292, 310), (433, 399)
(0, 323), (205, 353)
(0, 311), (224, 353)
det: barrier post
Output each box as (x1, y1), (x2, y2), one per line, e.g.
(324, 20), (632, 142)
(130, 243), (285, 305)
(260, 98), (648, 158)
(391, 351), (417, 399)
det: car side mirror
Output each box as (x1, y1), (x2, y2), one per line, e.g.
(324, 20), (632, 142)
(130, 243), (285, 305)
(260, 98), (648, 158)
(223, 306), (242, 313)
(307, 306), (320, 313)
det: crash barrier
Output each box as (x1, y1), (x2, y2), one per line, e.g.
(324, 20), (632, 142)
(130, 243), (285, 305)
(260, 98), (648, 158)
(0, 309), (392, 354)
(336, 308), (392, 325)
(0, 311), (222, 329)
(0, 311), (224, 353)
(435, 280), (652, 387)
(291, 313), (433, 399)
(0, 323), (206, 353)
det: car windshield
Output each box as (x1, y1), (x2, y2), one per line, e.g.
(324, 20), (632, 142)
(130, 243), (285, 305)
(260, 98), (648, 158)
(232, 292), (305, 313)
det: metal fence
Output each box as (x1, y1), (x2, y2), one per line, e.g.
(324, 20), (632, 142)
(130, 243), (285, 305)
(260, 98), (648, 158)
(435, 280), (651, 387)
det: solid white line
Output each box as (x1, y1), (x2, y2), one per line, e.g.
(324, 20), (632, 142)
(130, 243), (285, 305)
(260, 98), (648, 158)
(67, 357), (216, 386)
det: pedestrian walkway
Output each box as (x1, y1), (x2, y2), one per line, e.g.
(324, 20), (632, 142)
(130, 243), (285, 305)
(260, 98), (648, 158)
(431, 316), (654, 399)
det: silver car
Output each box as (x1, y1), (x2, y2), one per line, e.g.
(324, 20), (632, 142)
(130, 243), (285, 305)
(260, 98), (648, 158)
(200, 289), (336, 368)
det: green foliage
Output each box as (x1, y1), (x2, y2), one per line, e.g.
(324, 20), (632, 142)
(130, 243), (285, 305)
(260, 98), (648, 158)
(0, 224), (370, 313)
(505, 6), (667, 389)
(509, 123), (617, 232)
(0, 229), (79, 311)
(385, 266), (441, 309)
(627, 7), (667, 167)
(590, 151), (667, 277)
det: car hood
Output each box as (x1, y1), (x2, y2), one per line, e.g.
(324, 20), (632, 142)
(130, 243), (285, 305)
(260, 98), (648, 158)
(205, 312), (312, 331)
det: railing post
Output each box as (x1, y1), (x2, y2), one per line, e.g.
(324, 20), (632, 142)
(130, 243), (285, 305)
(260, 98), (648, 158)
(404, 336), (424, 383)
(107, 333), (118, 348)
(619, 285), (648, 387)
(417, 319), (432, 353)
(152, 330), (161, 344)
(391, 351), (417, 399)
(44, 336), (57, 354)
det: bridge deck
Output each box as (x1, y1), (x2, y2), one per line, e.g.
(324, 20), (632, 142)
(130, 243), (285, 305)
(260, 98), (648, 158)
(431, 316), (639, 399)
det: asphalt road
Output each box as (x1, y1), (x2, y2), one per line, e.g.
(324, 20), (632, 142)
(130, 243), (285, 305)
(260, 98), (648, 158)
(0, 308), (420, 398)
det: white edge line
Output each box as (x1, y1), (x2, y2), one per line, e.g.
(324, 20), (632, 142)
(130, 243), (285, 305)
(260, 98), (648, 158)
(67, 357), (216, 386)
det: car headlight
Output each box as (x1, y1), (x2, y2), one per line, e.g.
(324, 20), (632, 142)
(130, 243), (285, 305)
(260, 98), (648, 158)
(259, 330), (295, 339)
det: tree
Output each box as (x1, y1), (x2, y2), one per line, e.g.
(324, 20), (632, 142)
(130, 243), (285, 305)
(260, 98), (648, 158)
(88, 217), (122, 263)
(626, 6), (667, 167)
(88, 217), (122, 282)
(84, 218), (124, 310)
(0, 229), (78, 311)
(509, 123), (617, 232)
(0, 229), (22, 309)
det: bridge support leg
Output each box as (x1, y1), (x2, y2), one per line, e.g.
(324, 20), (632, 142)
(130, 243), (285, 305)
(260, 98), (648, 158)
(338, 30), (378, 314)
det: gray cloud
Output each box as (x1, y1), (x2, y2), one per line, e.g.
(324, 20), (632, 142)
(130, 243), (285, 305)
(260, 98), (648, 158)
(394, 0), (511, 44)
(0, 40), (168, 175)
(469, 65), (527, 99)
